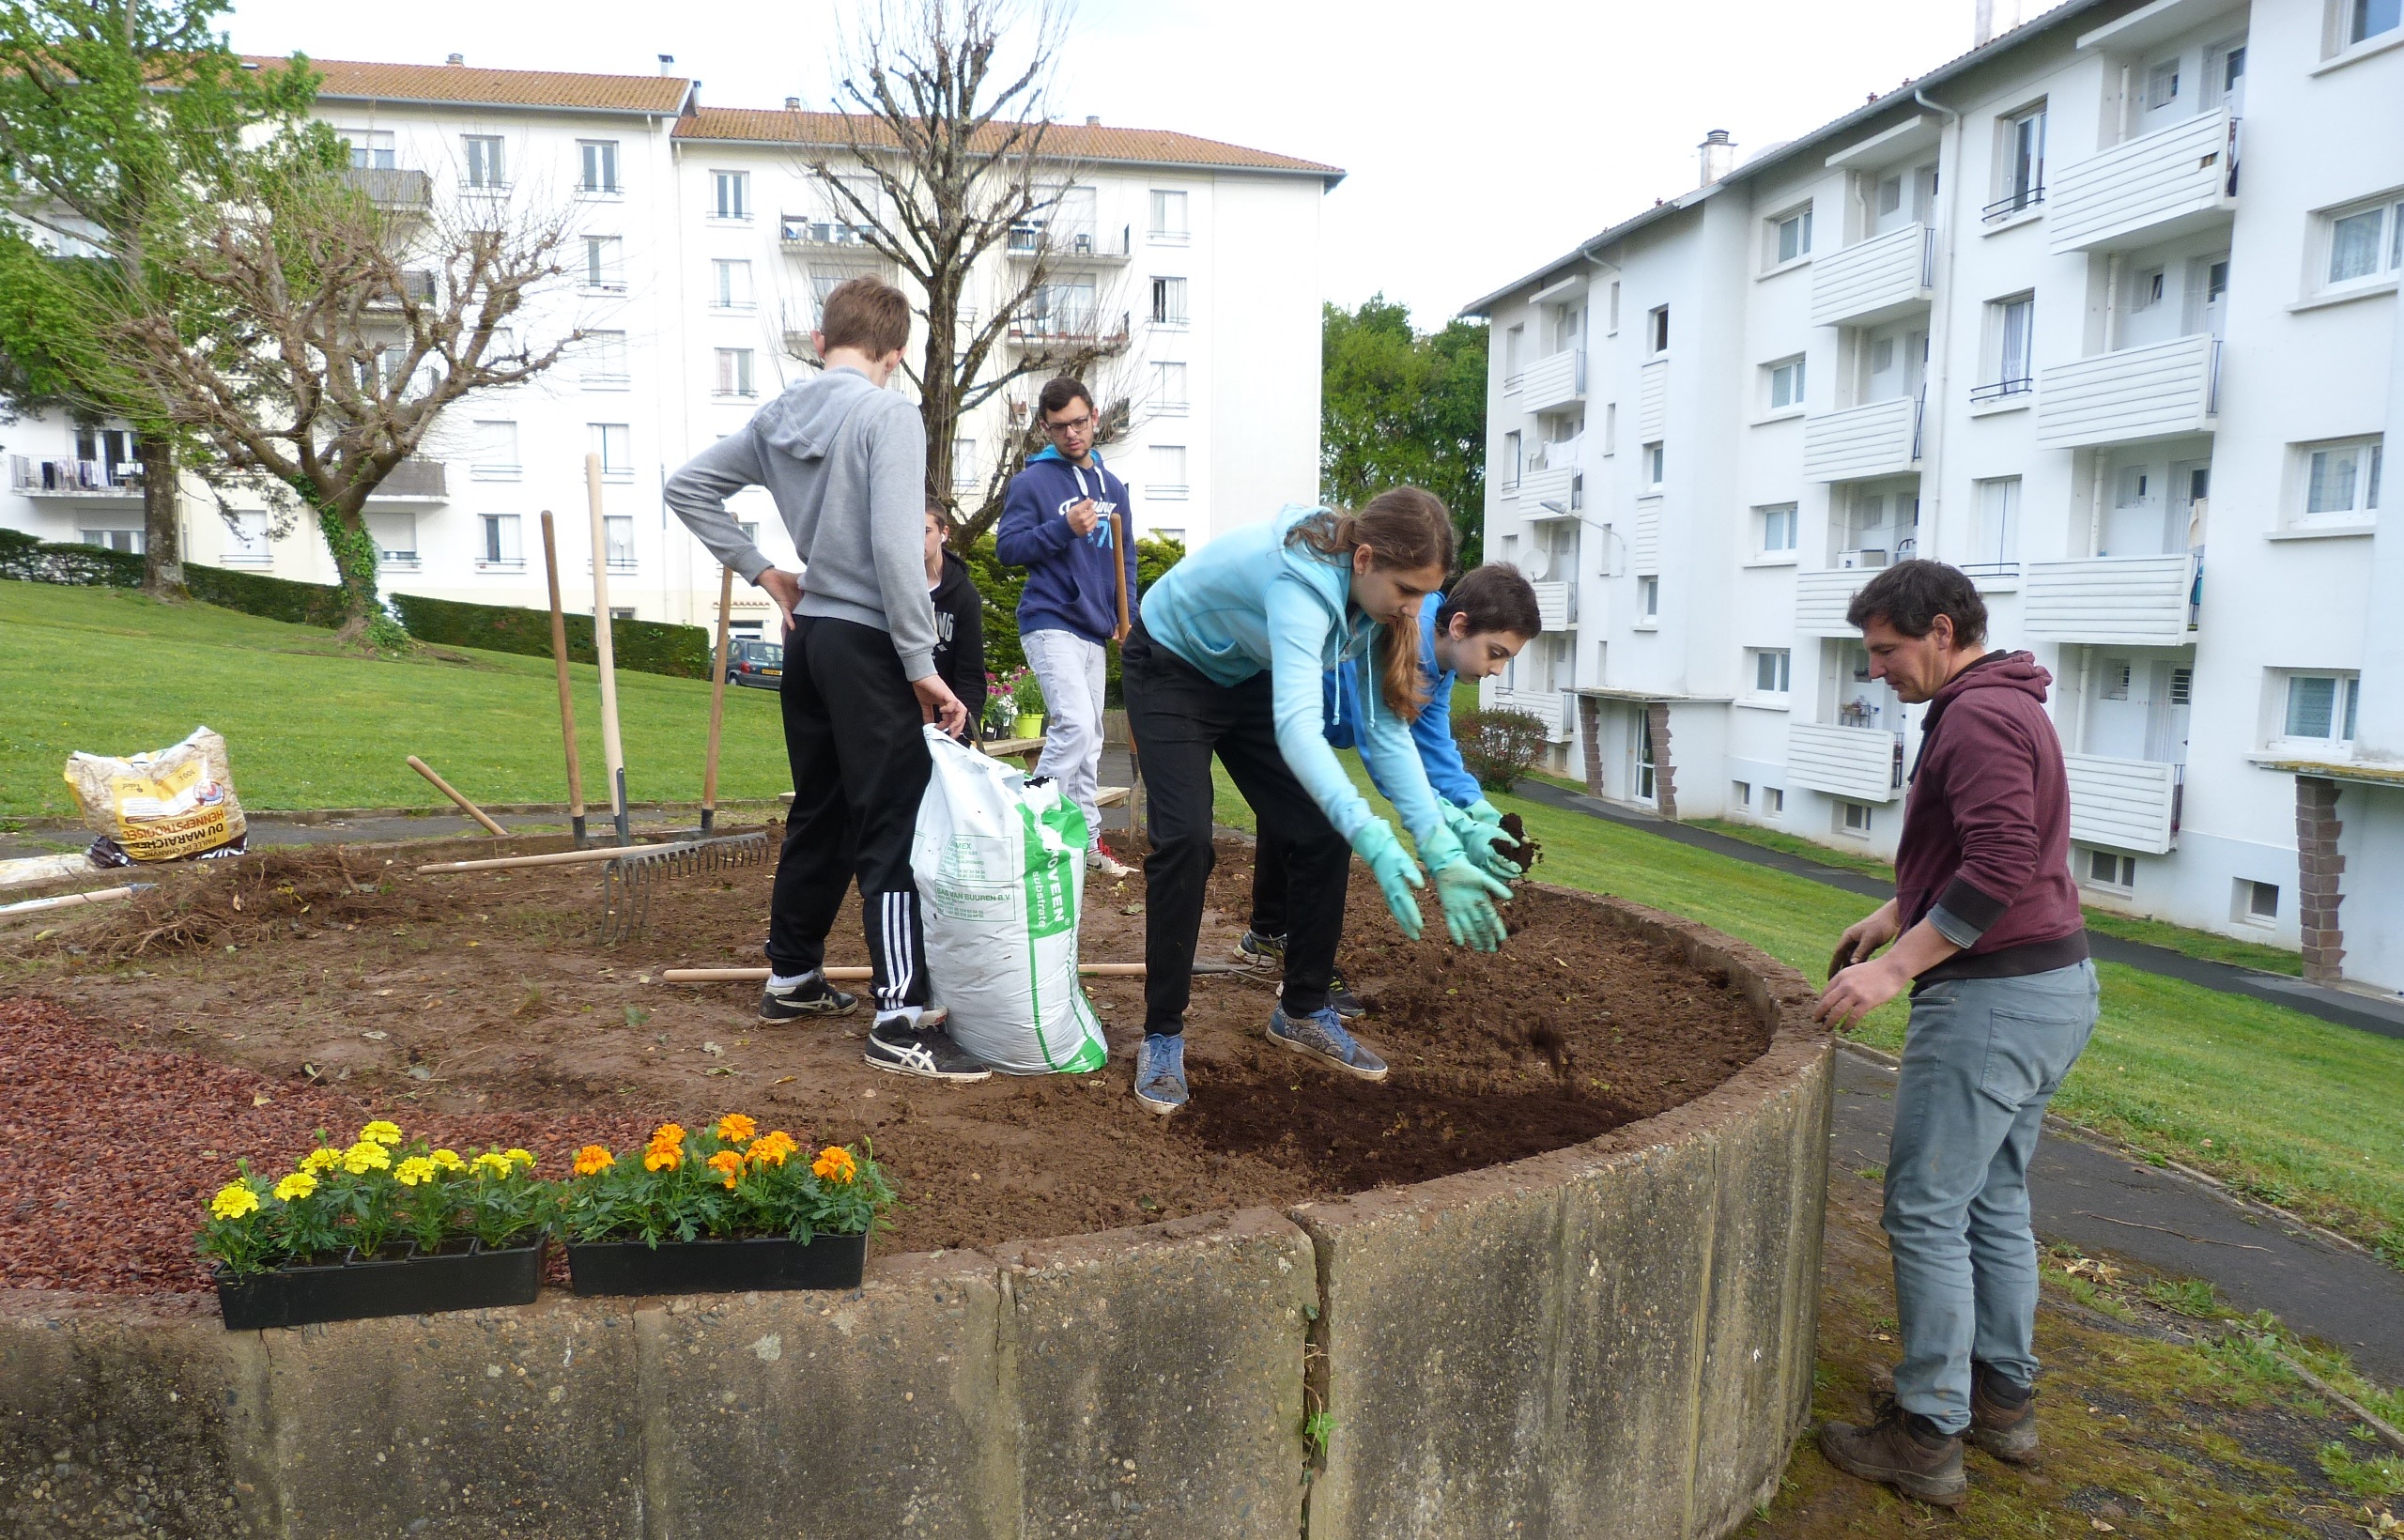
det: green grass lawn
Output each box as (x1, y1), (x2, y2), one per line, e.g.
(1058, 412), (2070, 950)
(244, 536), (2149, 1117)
(0, 579), (795, 819)
(1224, 751), (2404, 1265)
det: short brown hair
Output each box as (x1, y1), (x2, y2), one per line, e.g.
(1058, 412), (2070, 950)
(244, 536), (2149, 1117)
(1845, 559), (1988, 646)
(1038, 376), (1094, 419)
(818, 276), (911, 357)
(1438, 563), (1542, 640)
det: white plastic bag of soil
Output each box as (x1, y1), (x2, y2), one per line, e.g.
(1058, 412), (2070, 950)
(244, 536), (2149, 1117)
(62, 725), (248, 863)
(912, 725), (1108, 1075)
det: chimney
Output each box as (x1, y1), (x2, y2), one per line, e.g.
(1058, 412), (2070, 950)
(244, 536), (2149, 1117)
(444, 53), (464, 66)
(1085, 115), (1101, 128)
(1698, 129), (1735, 186)
(657, 54), (675, 74)
(785, 96), (801, 111)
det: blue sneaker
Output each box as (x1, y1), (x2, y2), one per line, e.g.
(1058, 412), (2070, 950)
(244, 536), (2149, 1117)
(1268, 1005), (1389, 1082)
(1134, 1033), (1189, 1116)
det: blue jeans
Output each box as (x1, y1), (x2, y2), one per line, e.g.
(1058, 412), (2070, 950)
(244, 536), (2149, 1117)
(1885, 961), (2099, 1433)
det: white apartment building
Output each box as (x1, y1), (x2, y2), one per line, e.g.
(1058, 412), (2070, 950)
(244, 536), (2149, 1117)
(1, 54), (1337, 640)
(1470, 0), (2404, 991)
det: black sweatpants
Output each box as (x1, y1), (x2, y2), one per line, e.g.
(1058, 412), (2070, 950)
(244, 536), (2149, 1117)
(770, 614), (931, 1016)
(1122, 620), (1349, 1034)
(1248, 830), (1291, 941)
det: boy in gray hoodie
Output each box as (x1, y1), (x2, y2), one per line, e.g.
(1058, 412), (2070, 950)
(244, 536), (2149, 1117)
(664, 276), (990, 1083)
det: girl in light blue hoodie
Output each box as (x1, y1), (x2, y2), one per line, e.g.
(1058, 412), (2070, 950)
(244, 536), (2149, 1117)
(1120, 488), (1514, 1115)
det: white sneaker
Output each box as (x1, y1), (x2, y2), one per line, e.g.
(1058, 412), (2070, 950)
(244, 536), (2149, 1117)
(1087, 843), (1133, 879)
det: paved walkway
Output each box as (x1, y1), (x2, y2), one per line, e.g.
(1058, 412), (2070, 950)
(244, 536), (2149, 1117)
(1832, 1046), (2404, 1387)
(1513, 779), (2404, 1042)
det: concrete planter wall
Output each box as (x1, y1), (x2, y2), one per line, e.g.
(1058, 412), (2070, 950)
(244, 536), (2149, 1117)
(0, 887), (1830, 1540)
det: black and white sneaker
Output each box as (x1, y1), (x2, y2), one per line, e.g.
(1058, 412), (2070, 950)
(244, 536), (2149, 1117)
(1327, 970), (1367, 1021)
(758, 973), (859, 1022)
(864, 1018), (994, 1082)
(1238, 929), (1287, 968)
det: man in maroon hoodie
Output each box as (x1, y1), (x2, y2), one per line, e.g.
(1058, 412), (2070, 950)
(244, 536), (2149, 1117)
(1812, 560), (2098, 1509)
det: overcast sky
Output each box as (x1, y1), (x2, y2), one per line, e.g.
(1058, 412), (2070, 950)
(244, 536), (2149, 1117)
(223, 0), (2038, 328)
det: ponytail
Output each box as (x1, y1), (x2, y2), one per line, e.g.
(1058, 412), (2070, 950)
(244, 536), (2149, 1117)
(1285, 487), (1456, 721)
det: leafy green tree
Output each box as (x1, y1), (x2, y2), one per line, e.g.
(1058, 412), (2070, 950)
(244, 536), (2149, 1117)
(1320, 296), (1489, 567)
(0, 0), (318, 598)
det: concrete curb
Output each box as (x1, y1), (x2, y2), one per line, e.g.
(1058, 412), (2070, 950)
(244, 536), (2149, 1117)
(0, 886), (1830, 1540)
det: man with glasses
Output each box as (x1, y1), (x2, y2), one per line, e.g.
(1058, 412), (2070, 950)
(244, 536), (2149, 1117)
(996, 376), (1142, 878)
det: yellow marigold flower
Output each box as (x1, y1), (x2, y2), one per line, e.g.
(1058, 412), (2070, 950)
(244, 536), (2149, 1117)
(642, 1146), (681, 1173)
(300, 1147), (342, 1174)
(431, 1149), (467, 1172)
(209, 1182), (260, 1221)
(571, 1145), (615, 1177)
(647, 1123), (685, 1151)
(472, 1150), (515, 1178)
(273, 1172), (317, 1203)
(359, 1119), (404, 1147)
(707, 1149), (745, 1190)
(393, 1156), (439, 1187)
(716, 1113), (757, 1144)
(342, 1140), (392, 1175)
(811, 1146), (857, 1185)
(748, 1131), (798, 1167)
(506, 1147), (536, 1170)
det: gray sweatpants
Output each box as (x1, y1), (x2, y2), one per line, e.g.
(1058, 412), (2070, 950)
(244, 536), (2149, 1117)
(1023, 627), (1107, 850)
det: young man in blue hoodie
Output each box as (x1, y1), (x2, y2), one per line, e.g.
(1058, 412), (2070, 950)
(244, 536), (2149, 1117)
(995, 377), (1142, 879)
(663, 276), (990, 1084)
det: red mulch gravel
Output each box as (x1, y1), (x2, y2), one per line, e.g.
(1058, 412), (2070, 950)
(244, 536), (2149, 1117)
(0, 996), (661, 1295)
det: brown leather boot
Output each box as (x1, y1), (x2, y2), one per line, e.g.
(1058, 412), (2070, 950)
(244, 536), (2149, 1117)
(1818, 1394), (1968, 1508)
(1965, 1362), (2038, 1464)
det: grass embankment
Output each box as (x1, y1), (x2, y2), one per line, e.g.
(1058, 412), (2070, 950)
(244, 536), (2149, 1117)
(0, 579), (793, 820)
(1216, 754), (2404, 1267)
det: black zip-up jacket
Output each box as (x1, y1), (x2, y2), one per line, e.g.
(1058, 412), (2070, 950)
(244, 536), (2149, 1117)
(930, 550), (986, 736)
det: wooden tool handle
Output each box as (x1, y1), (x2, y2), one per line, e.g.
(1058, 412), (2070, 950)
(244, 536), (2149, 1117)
(661, 962), (1148, 984)
(538, 511), (586, 830)
(407, 756), (508, 837)
(702, 565), (734, 827)
(1110, 510), (1132, 641)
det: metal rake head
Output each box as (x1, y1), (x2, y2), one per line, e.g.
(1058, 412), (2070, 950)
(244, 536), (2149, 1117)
(598, 831), (771, 947)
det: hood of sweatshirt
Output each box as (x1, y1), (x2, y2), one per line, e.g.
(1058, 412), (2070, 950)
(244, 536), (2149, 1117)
(752, 365), (883, 462)
(1916, 650), (2049, 762)
(1026, 444), (1110, 471)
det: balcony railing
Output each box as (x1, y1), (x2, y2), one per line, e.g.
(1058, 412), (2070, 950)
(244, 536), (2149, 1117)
(341, 167), (433, 209)
(1519, 465), (1576, 513)
(1519, 348), (1585, 413)
(1969, 376), (2033, 405)
(9, 455), (142, 497)
(366, 270), (439, 307)
(1787, 722), (1904, 803)
(1532, 581), (1576, 632)
(1794, 568), (1873, 637)
(1492, 686), (1574, 742)
(1980, 184), (2045, 223)
(2022, 552), (2197, 645)
(779, 218), (880, 250)
(365, 457), (448, 500)
(2046, 105), (2236, 254)
(1801, 393), (1919, 482)
(1008, 310), (1132, 352)
(1006, 222), (1133, 263)
(2065, 754), (2182, 854)
(2034, 334), (2218, 451)
(1809, 223), (1934, 328)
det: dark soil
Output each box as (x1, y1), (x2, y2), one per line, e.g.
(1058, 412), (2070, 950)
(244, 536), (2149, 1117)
(1498, 811), (1542, 873)
(0, 832), (1770, 1298)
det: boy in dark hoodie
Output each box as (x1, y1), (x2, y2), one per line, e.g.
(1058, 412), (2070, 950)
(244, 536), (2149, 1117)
(663, 276), (990, 1084)
(924, 505), (987, 740)
(995, 376), (1141, 878)
(1812, 560), (2096, 1509)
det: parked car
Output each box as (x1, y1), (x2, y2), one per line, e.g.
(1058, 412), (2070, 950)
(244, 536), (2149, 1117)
(726, 638), (784, 689)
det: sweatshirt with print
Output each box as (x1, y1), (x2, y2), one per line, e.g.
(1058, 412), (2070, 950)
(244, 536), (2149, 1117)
(663, 366), (937, 680)
(994, 446), (1140, 646)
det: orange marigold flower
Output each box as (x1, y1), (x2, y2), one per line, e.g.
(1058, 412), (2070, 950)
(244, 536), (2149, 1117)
(647, 1122), (685, 1150)
(716, 1113), (757, 1144)
(707, 1149), (745, 1190)
(811, 1146), (857, 1184)
(572, 1145), (615, 1177)
(748, 1131), (799, 1167)
(643, 1145), (681, 1173)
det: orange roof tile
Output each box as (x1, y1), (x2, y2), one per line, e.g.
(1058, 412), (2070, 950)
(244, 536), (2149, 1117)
(674, 106), (1342, 182)
(267, 56), (690, 116)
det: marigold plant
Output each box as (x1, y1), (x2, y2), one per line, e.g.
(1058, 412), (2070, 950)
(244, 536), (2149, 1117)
(556, 1113), (897, 1249)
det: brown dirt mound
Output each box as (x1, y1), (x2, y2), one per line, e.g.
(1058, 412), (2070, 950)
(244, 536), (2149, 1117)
(1, 834), (1772, 1298)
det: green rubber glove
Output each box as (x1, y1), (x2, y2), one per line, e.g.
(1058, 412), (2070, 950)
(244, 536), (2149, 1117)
(1466, 798), (1504, 825)
(1443, 802), (1522, 886)
(1432, 858), (1513, 952)
(1350, 820), (1425, 940)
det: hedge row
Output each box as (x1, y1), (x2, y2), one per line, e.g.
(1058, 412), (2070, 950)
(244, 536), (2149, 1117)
(390, 592), (712, 679)
(0, 528), (353, 624)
